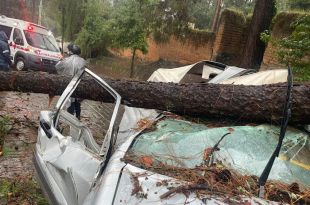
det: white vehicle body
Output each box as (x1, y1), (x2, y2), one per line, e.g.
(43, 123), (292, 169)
(0, 15), (62, 72)
(34, 61), (309, 205)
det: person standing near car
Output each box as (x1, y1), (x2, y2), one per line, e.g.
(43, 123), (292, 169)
(56, 43), (86, 76)
(55, 43), (86, 119)
(0, 31), (12, 71)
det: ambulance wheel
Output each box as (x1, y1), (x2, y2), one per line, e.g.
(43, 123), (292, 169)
(15, 57), (26, 71)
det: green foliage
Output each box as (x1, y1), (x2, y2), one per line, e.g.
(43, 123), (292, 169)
(2, 146), (14, 157)
(261, 14), (310, 81)
(223, 0), (255, 15)
(180, 0), (253, 31)
(190, 0), (215, 29)
(289, 0), (310, 10)
(260, 30), (271, 44)
(276, 15), (310, 81)
(61, 0), (86, 41)
(76, 0), (112, 57)
(220, 8), (246, 26)
(276, 0), (310, 12)
(110, 0), (149, 54)
(0, 116), (10, 146)
(183, 29), (215, 46)
(150, 0), (198, 42)
(41, 0), (62, 35)
(0, 178), (48, 205)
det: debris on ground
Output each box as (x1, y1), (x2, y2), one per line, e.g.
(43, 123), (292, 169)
(0, 176), (48, 205)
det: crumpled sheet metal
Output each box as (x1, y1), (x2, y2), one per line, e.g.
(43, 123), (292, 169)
(129, 119), (310, 186)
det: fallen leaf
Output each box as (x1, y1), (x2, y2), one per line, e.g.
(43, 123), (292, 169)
(203, 147), (213, 161)
(135, 118), (153, 131)
(139, 155), (153, 167)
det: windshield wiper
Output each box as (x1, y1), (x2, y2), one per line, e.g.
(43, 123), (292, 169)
(258, 67), (293, 198)
(206, 132), (231, 166)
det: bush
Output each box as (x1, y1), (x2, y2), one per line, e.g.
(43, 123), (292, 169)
(261, 13), (309, 81)
(276, 15), (309, 81)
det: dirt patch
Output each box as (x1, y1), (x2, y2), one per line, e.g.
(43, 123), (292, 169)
(0, 92), (50, 179)
(0, 92), (50, 204)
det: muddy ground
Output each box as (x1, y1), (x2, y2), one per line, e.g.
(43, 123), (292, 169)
(0, 92), (50, 204)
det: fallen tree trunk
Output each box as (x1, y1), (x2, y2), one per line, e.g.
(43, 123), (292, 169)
(0, 71), (309, 124)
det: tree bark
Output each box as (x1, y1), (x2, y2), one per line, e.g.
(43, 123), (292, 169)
(0, 71), (309, 124)
(211, 0), (223, 32)
(240, 0), (276, 70)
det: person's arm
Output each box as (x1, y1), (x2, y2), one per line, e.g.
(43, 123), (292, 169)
(55, 58), (68, 74)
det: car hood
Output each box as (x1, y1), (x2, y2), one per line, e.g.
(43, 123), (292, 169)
(112, 164), (280, 205)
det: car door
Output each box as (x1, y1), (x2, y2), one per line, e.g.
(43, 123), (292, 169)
(11, 28), (24, 57)
(36, 68), (121, 205)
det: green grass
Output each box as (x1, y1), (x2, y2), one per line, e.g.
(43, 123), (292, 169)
(0, 178), (48, 205)
(2, 146), (14, 157)
(0, 116), (10, 146)
(292, 64), (310, 82)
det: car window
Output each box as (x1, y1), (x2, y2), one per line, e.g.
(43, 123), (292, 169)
(13, 28), (24, 45)
(24, 30), (59, 52)
(54, 69), (122, 155)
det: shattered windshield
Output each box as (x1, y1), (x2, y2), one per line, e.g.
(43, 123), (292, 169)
(124, 117), (310, 203)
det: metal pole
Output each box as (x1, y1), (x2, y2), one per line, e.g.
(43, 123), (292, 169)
(38, 0), (43, 25)
(61, 7), (65, 54)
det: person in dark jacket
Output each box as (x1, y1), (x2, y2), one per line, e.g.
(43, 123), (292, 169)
(0, 31), (12, 71)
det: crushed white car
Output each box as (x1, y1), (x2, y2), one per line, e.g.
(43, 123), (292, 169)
(34, 61), (310, 205)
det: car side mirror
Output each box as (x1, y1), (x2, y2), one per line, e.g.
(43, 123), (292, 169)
(40, 120), (53, 139)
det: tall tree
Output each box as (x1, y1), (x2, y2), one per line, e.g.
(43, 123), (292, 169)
(150, 0), (198, 41)
(211, 0), (223, 32)
(240, 0), (276, 69)
(76, 0), (112, 58)
(57, 0), (86, 41)
(110, 0), (149, 77)
(190, 0), (215, 29)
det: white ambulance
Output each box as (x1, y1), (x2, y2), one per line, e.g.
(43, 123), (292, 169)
(0, 15), (62, 72)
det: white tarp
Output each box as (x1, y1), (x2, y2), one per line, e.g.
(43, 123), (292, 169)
(208, 66), (246, 83)
(148, 61), (225, 83)
(148, 64), (194, 83)
(221, 69), (288, 85)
